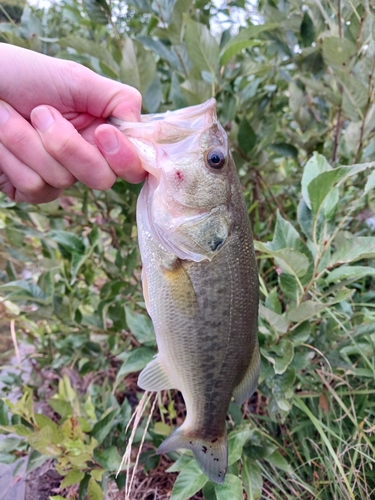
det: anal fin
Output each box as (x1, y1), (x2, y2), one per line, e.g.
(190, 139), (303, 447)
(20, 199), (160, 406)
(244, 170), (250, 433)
(233, 346), (260, 405)
(138, 356), (175, 392)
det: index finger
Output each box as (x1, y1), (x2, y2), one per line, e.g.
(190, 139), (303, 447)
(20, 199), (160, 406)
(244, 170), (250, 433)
(31, 106), (116, 190)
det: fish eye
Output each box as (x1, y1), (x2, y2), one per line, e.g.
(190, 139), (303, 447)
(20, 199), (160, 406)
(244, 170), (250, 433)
(206, 150), (226, 170)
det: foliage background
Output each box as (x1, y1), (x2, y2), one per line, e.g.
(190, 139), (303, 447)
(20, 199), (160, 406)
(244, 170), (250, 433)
(1, 0), (375, 499)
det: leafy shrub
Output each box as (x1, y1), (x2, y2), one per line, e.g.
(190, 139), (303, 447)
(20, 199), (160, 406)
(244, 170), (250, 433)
(1, 1), (375, 499)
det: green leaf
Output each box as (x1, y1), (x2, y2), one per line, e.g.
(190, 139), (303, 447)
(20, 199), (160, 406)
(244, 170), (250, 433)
(269, 211), (303, 251)
(287, 300), (326, 323)
(255, 242), (309, 278)
(300, 11), (315, 47)
(166, 454), (193, 473)
(0, 437), (21, 453)
(94, 446), (122, 471)
(228, 426), (253, 465)
(48, 230), (85, 254)
(242, 457), (262, 500)
(143, 74), (162, 113)
(259, 305), (289, 334)
(166, 0), (192, 44)
(27, 426), (62, 457)
(265, 450), (293, 473)
(0, 424), (33, 436)
(87, 477), (104, 500)
(116, 347), (154, 382)
(91, 408), (120, 444)
(202, 481), (217, 500)
(269, 142), (298, 159)
(61, 470), (85, 488)
(308, 163), (375, 217)
(170, 460), (208, 500)
(0, 280), (47, 303)
(365, 169), (375, 194)
(138, 36), (180, 68)
(322, 36), (356, 69)
(220, 39), (259, 66)
(59, 38), (119, 76)
(59, 375), (76, 403)
(214, 474), (243, 499)
(301, 152), (332, 209)
(264, 339), (294, 375)
(120, 37), (156, 94)
(153, 421), (172, 436)
(34, 414), (63, 444)
(265, 287), (282, 314)
(183, 15), (219, 76)
(238, 117), (257, 154)
(180, 79), (212, 106)
(297, 199), (313, 240)
(220, 23), (278, 66)
(329, 237), (375, 266)
(48, 398), (73, 418)
(327, 265), (375, 283)
(125, 307), (155, 344)
(336, 69), (367, 121)
(83, 0), (110, 24)
(0, 400), (9, 426)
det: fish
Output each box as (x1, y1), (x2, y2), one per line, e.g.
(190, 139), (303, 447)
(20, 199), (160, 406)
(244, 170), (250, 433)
(112, 98), (260, 484)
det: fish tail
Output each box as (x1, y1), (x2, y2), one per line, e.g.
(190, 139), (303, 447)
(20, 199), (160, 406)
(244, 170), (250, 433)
(157, 426), (228, 484)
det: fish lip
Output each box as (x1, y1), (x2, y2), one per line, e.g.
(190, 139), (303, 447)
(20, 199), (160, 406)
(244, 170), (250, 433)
(108, 98), (217, 129)
(108, 99), (219, 178)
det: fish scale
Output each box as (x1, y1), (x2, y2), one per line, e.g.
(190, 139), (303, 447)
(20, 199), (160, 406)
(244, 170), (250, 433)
(113, 99), (260, 484)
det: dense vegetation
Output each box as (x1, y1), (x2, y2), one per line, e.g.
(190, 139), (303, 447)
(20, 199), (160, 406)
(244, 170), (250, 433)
(0, 0), (375, 499)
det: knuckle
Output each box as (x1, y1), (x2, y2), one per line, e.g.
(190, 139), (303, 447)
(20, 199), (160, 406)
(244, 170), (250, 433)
(91, 176), (115, 191)
(129, 88), (142, 109)
(8, 129), (30, 151)
(52, 171), (76, 190)
(47, 134), (75, 162)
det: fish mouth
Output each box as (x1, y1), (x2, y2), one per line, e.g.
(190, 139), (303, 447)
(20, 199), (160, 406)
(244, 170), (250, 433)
(109, 98), (217, 130)
(108, 99), (219, 178)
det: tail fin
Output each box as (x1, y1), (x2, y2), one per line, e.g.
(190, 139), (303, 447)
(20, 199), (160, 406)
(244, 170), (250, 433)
(157, 426), (227, 484)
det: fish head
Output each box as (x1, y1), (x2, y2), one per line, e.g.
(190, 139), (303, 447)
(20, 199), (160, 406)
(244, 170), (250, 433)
(113, 99), (236, 262)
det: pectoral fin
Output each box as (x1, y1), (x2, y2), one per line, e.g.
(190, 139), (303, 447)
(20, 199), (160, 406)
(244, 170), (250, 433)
(162, 261), (199, 316)
(138, 356), (175, 392)
(233, 346), (260, 405)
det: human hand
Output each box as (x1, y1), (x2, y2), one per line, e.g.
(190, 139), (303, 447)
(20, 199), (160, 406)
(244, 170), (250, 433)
(0, 43), (145, 204)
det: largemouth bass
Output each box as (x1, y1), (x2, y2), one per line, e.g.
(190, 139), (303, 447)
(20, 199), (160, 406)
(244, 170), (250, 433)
(113, 99), (259, 484)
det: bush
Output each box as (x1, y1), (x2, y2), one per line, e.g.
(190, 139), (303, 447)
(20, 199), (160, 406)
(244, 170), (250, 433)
(0, 1), (375, 499)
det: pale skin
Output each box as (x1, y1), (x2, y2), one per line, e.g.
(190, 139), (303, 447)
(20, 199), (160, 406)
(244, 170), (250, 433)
(0, 43), (146, 204)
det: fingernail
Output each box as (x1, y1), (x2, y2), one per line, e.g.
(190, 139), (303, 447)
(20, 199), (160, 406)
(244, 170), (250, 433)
(98, 128), (119, 153)
(32, 106), (54, 132)
(0, 101), (9, 124)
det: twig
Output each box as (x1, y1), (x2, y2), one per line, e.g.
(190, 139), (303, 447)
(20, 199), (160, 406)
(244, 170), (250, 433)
(0, 3), (16, 24)
(10, 320), (21, 365)
(354, 60), (375, 163)
(332, 104), (342, 163)
(338, 0), (342, 38)
(173, 47), (189, 79)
